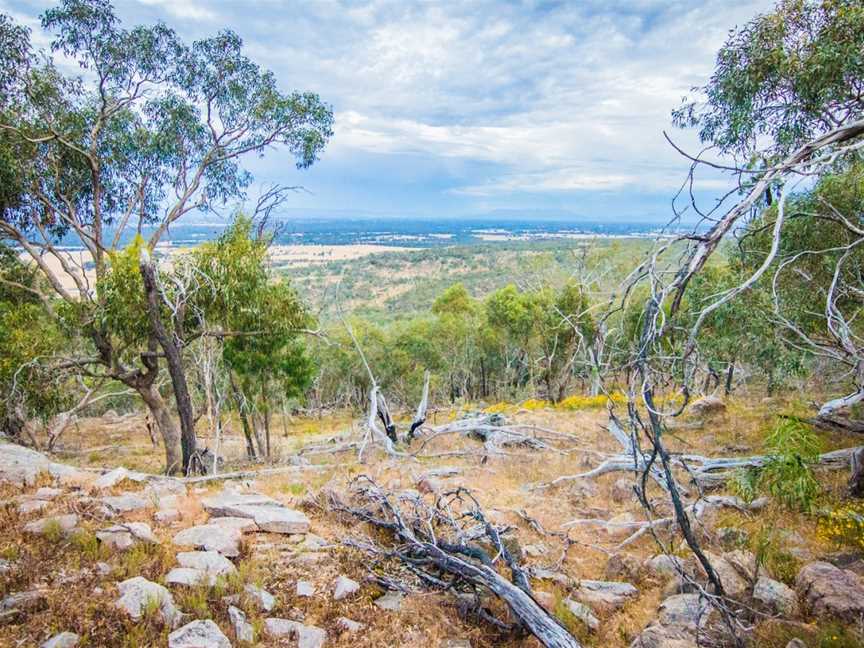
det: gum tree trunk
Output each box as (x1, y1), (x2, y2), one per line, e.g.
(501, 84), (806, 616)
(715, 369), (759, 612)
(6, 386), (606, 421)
(138, 383), (182, 474)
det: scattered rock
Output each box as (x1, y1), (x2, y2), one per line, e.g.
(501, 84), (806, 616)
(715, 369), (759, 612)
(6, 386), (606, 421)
(176, 550), (237, 576)
(100, 493), (151, 513)
(173, 524), (242, 557)
(228, 605), (254, 643)
(534, 591), (555, 610)
(168, 619), (231, 648)
(202, 491), (310, 534)
(333, 575), (360, 600)
(657, 593), (716, 630)
(210, 516), (258, 533)
(796, 561), (864, 622)
(785, 640), (807, 648)
(529, 567), (575, 588)
(155, 509), (181, 523)
(575, 580), (639, 614)
(165, 567), (217, 587)
(605, 553), (640, 581)
(245, 584), (276, 612)
(722, 549), (759, 582)
(41, 632), (80, 648)
(1, 590), (47, 613)
(753, 576), (798, 616)
(18, 498), (51, 514)
(689, 395), (725, 416)
(95, 562), (111, 577)
(299, 533), (329, 551)
(0, 559), (11, 575)
(264, 619), (327, 647)
(335, 617), (364, 633)
(440, 641), (472, 648)
(116, 576), (180, 626)
(524, 543), (547, 558)
(644, 554), (686, 580)
(93, 467), (136, 490)
(23, 514), (78, 536)
(703, 552), (749, 599)
(96, 523), (157, 551)
(563, 598), (599, 631)
(821, 551), (864, 577)
(296, 581), (315, 597)
(374, 590), (404, 611)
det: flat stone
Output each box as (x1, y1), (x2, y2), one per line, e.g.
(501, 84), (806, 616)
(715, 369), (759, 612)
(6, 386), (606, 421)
(333, 575), (360, 600)
(0, 442), (53, 486)
(629, 623), (700, 648)
(263, 619), (326, 648)
(245, 584), (276, 611)
(202, 491), (310, 533)
(165, 568), (217, 587)
(753, 576), (798, 616)
(374, 590), (404, 611)
(93, 467), (137, 490)
(229, 605), (254, 642)
(41, 632), (80, 648)
(796, 561), (864, 622)
(300, 533), (329, 550)
(723, 549), (759, 581)
(176, 551), (236, 576)
(575, 580), (638, 614)
(0, 559), (11, 575)
(101, 493), (151, 513)
(644, 555), (687, 580)
(155, 509), (181, 523)
(35, 487), (64, 500)
(210, 516), (258, 533)
(336, 617), (364, 632)
(264, 618), (300, 638)
(703, 552), (748, 599)
(1, 590), (47, 612)
(657, 594), (715, 629)
(23, 514), (78, 536)
(296, 581), (315, 597)
(116, 576), (180, 626)
(168, 619), (231, 648)
(563, 598), (599, 630)
(18, 499), (51, 514)
(605, 553), (640, 581)
(689, 396), (725, 416)
(173, 524), (242, 557)
(97, 523), (157, 551)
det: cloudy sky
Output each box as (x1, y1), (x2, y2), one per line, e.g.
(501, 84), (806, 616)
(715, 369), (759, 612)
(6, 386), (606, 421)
(2, 0), (774, 223)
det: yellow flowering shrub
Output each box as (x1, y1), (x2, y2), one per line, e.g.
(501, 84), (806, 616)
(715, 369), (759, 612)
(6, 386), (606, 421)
(818, 502), (864, 551)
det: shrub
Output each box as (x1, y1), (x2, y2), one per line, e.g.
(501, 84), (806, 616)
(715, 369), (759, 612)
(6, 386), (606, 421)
(818, 502), (864, 552)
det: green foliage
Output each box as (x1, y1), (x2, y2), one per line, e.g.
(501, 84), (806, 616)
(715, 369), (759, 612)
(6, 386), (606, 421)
(751, 526), (802, 585)
(674, 0), (864, 157)
(730, 418), (822, 512)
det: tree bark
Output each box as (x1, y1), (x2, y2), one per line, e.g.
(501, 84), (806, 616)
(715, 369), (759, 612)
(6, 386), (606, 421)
(140, 249), (197, 474)
(138, 382), (182, 474)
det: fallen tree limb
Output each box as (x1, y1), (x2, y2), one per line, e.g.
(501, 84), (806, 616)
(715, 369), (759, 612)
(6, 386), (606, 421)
(328, 477), (581, 648)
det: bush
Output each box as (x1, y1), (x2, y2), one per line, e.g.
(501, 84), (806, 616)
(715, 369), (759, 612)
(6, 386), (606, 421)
(818, 502), (864, 552)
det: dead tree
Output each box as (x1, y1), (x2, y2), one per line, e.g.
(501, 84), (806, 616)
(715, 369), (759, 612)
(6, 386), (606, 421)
(328, 477), (581, 648)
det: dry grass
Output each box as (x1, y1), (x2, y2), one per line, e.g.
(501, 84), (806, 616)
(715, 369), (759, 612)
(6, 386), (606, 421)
(2, 391), (862, 646)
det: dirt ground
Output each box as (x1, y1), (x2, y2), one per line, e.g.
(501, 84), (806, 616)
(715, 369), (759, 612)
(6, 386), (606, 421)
(0, 394), (858, 647)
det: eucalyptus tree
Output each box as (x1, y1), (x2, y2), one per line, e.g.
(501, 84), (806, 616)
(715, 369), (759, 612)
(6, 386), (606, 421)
(0, 0), (333, 473)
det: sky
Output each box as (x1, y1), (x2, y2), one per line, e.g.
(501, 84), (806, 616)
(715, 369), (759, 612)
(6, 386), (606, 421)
(2, 0), (776, 223)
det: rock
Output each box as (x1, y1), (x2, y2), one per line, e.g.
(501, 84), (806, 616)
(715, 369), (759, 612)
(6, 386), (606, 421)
(228, 605), (254, 643)
(567, 478), (598, 500)
(417, 476), (442, 494)
(605, 512), (639, 539)
(753, 576), (798, 616)
(173, 524), (242, 557)
(116, 576), (180, 626)
(423, 466), (461, 479)
(299, 533), (329, 551)
(657, 593), (716, 630)
(716, 526), (748, 549)
(93, 467), (136, 490)
(722, 549), (759, 582)
(534, 591), (555, 610)
(785, 640), (807, 648)
(168, 619), (231, 648)
(0, 559), (11, 575)
(101, 493), (151, 513)
(689, 396), (725, 416)
(96, 523), (157, 551)
(821, 551), (864, 577)
(23, 514), (78, 536)
(703, 552), (749, 599)
(333, 575), (360, 600)
(563, 598), (599, 631)
(629, 624), (700, 648)
(202, 491), (310, 534)
(374, 590), (404, 611)
(336, 617), (364, 632)
(529, 567), (575, 587)
(155, 509), (181, 523)
(0, 442), (57, 486)
(35, 487), (64, 500)
(796, 561), (864, 621)
(165, 567), (217, 587)
(176, 550), (236, 576)
(605, 553), (640, 581)
(644, 555), (686, 580)
(524, 543), (547, 558)
(18, 499), (51, 514)
(1, 590), (47, 613)
(611, 478), (633, 503)
(95, 562), (111, 577)
(245, 584), (276, 612)
(296, 581), (315, 597)
(264, 619), (327, 648)
(210, 516), (258, 533)
(440, 641), (471, 648)
(575, 580), (638, 614)
(41, 632), (80, 648)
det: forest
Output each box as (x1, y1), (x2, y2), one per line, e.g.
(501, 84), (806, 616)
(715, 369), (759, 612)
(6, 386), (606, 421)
(1, 1), (864, 647)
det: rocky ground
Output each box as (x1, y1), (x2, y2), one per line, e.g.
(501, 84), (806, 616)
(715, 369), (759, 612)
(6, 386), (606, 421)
(1, 398), (863, 647)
